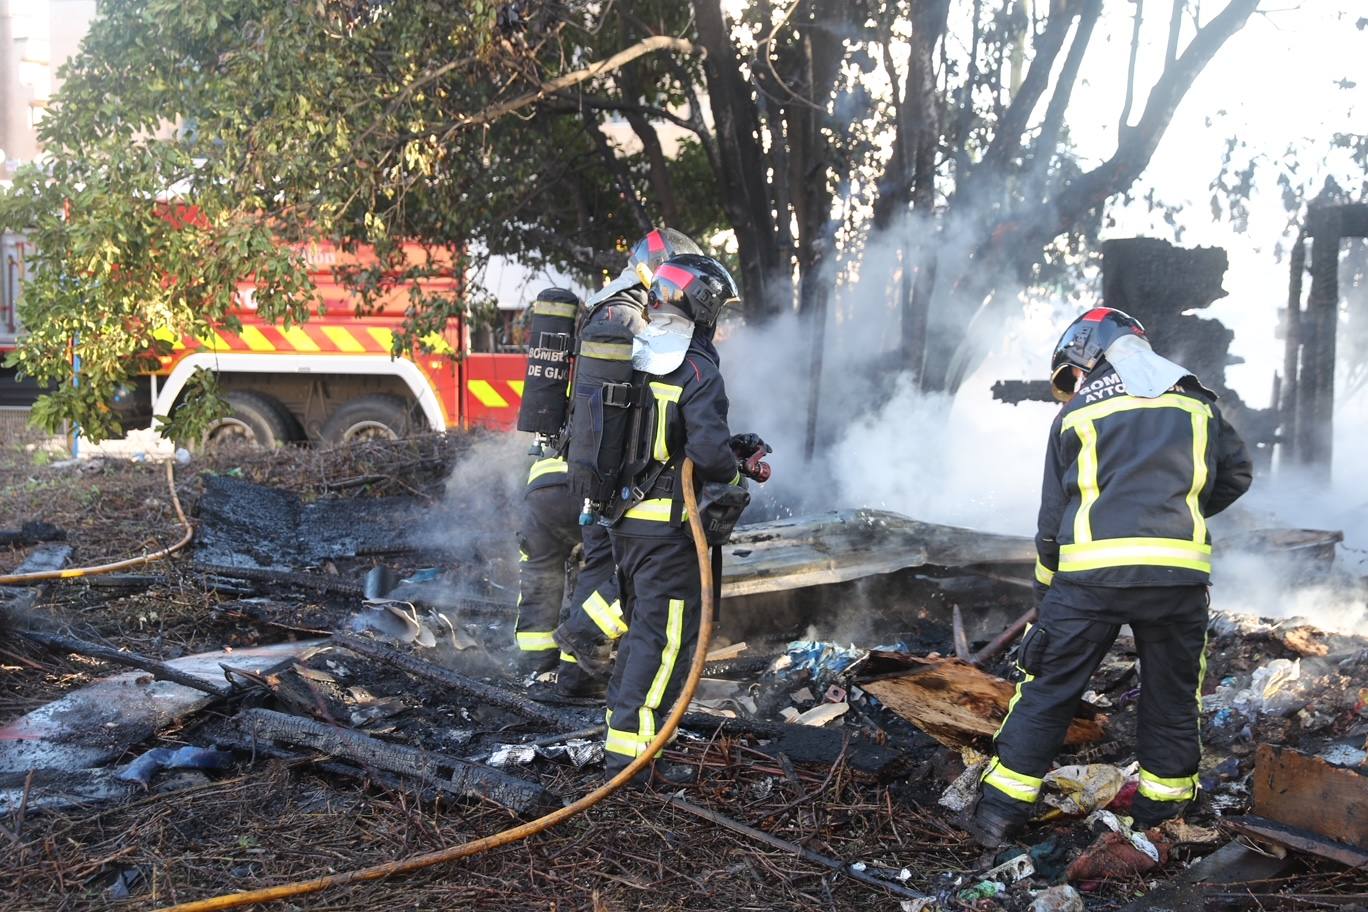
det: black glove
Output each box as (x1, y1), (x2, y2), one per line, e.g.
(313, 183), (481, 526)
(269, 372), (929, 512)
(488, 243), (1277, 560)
(728, 433), (772, 460)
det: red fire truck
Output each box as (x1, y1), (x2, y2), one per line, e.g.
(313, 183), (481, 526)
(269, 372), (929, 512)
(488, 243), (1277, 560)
(0, 231), (529, 446)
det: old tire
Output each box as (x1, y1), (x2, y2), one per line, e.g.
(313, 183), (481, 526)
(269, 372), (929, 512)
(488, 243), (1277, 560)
(320, 394), (413, 445)
(201, 391), (294, 451)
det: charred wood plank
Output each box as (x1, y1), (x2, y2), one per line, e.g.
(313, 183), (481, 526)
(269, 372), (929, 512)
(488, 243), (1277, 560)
(1251, 744), (1368, 849)
(333, 634), (581, 730)
(1225, 816), (1368, 869)
(14, 629), (231, 697)
(859, 656), (1105, 749)
(235, 708), (552, 814)
(1114, 839), (1291, 912)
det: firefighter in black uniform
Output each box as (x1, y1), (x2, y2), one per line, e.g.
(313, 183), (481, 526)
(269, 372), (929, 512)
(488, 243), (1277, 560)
(969, 307), (1253, 847)
(601, 254), (765, 783)
(551, 229), (703, 697)
(514, 288), (590, 675)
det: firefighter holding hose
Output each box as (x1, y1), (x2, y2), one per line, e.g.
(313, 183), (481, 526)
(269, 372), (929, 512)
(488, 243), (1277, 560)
(566, 253), (769, 786)
(969, 307), (1253, 847)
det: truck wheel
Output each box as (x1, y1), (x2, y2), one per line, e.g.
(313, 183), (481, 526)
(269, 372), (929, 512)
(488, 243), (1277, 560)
(320, 394), (413, 445)
(201, 391), (294, 451)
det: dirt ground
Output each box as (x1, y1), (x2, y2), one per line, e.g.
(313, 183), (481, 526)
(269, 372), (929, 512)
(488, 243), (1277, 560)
(1, 436), (1365, 911)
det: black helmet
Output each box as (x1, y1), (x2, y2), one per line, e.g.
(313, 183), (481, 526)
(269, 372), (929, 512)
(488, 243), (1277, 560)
(627, 228), (702, 287)
(648, 254), (739, 328)
(1050, 307), (1147, 401)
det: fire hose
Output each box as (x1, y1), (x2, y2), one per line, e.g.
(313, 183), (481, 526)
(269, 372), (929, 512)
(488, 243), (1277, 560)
(0, 460), (194, 585)
(157, 457), (718, 912)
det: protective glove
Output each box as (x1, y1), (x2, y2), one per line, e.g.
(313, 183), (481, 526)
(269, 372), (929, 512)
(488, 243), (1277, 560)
(728, 433), (772, 460)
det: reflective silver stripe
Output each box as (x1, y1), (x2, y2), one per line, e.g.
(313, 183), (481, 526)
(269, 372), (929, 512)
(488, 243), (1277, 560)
(1059, 537), (1212, 573)
(532, 299), (578, 318)
(624, 497), (673, 522)
(579, 341), (633, 361)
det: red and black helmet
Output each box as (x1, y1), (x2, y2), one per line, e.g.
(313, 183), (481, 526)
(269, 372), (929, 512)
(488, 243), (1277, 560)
(1050, 307), (1147, 401)
(648, 254), (739, 328)
(627, 228), (702, 287)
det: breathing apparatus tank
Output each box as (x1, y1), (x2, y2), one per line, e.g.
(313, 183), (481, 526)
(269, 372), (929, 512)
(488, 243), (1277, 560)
(515, 288), (580, 447)
(566, 320), (641, 524)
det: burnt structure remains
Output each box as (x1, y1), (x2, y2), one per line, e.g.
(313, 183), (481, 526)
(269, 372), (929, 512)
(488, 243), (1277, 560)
(1279, 202), (1368, 479)
(994, 237), (1275, 461)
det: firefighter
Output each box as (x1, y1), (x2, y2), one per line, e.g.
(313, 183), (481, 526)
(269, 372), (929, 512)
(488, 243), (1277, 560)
(551, 228), (704, 698)
(969, 307), (1253, 847)
(600, 253), (767, 784)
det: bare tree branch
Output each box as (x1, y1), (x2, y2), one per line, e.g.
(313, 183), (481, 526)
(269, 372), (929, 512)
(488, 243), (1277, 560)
(1119, 0), (1146, 137)
(441, 35), (697, 137)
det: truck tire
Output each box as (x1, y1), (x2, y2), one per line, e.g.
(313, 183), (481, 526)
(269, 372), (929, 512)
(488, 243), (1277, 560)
(320, 394), (413, 445)
(201, 391), (294, 451)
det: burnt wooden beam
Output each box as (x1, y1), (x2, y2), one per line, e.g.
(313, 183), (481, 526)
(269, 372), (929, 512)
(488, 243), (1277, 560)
(235, 708), (553, 814)
(1225, 816), (1368, 869)
(333, 634), (582, 730)
(15, 629), (231, 698)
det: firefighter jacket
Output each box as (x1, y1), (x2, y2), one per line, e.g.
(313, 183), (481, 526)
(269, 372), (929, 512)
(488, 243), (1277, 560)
(1034, 361), (1252, 591)
(612, 334), (740, 538)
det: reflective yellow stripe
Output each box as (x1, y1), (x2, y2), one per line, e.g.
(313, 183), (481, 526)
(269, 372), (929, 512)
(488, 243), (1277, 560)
(533, 299), (578, 319)
(1073, 419), (1099, 544)
(1196, 630), (1209, 714)
(1034, 559), (1055, 587)
(624, 498), (673, 522)
(238, 325), (275, 352)
(644, 598), (685, 711)
(528, 457), (568, 484)
(1138, 769), (1198, 802)
(580, 341), (633, 361)
(280, 325), (320, 352)
(198, 331), (233, 352)
(1187, 410), (1209, 544)
(321, 325), (366, 352)
(605, 726), (641, 757)
(508, 380), (525, 397)
(583, 592), (628, 639)
(981, 758), (1043, 803)
(1059, 537), (1212, 573)
(649, 382), (683, 463)
(516, 630), (558, 651)
(368, 327), (396, 353)
(1061, 392), (1212, 431)
(729, 470), (742, 486)
(469, 379), (509, 408)
(560, 651), (578, 664)
(518, 549), (528, 562)
(421, 331), (454, 355)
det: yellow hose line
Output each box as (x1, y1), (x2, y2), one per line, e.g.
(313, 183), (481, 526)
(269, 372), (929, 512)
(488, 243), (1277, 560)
(157, 458), (717, 912)
(0, 460), (194, 585)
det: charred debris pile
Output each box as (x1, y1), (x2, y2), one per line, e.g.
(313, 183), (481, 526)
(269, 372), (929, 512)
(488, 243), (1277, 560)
(0, 438), (1365, 911)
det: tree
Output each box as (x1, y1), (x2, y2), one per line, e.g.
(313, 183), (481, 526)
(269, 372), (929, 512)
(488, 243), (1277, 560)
(2, 0), (1265, 439)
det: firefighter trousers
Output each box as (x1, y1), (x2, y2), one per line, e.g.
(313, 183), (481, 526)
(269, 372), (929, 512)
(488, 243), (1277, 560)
(979, 579), (1209, 827)
(553, 521), (623, 686)
(602, 529), (701, 770)
(515, 482), (582, 669)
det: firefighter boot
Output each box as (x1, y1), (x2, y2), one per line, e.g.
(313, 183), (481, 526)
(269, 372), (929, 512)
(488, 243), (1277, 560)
(965, 795), (1028, 849)
(553, 623), (614, 680)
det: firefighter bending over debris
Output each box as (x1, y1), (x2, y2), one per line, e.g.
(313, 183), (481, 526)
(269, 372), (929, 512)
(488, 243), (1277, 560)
(567, 253), (770, 785)
(969, 307), (1253, 848)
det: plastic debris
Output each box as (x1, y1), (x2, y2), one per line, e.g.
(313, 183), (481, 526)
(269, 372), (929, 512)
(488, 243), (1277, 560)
(1029, 884), (1085, 912)
(900, 899), (936, 912)
(1041, 763), (1127, 816)
(957, 879), (1004, 902)
(1158, 819), (1222, 844)
(775, 641), (865, 690)
(117, 745), (234, 787)
(1028, 836), (1071, 882)
(486, 738), (603, 770)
